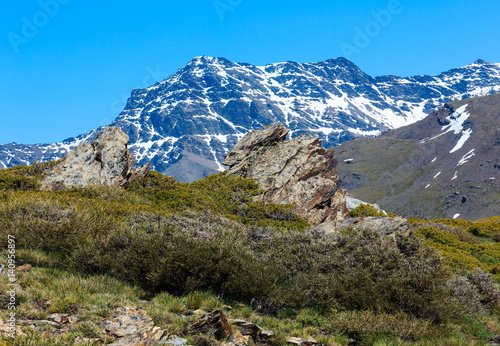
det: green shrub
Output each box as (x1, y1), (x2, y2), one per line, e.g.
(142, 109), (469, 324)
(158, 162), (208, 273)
(0, 196), (118, 255)
(257, 228), (458, 322)
(468, 269), (500, 310)
(349, 203), (395, 217)
(448, 275), (485, 314)
(414, 226), (500, 275)
(0, 160), (60, 191)
(72, 211), (277, 300)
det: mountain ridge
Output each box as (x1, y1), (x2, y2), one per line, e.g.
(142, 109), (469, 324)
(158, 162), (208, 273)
(1, 56), (500, 182)
(335, 92), (500, 220)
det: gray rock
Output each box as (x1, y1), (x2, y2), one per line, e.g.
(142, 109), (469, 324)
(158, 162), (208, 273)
(287, 337), (318, 346)
(40, 127), (149, 191)
(228, 319), (274, 344)
(49, 313), (77, 324)
(103, 307), (177, 345)
(224, 123), (348, 225)
(189, 309), (233, 340)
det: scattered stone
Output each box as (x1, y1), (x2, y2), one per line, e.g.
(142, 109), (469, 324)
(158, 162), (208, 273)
(229, 319), (274, 343)
(314, 216), (412, 237)
(223, 123), (349, 225)
(103, 307), (154, 337)
(51, 314), (67, 324)
(157, 338), (188, 345)
(74, 336), (101, 344)
(189, 309), (233, 340)
(103, 306), (178, 345)
(287, 336), (318, 346)
(50, 313), (77, 324)
(19, 319), (61, 328)
(0, 319), (25, 336)
(222, 329), (252, 346)
(40, 127), (150, 191)
(16, 264), (32, 272)
(109, 326), (180, 345)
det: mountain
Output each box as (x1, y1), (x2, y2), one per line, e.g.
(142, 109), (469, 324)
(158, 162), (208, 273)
(1, 57), (500, 182)
(334, 93), (500, 220)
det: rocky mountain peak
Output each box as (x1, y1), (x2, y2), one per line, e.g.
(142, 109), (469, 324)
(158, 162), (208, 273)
(40, 127), (150, 191)
(2, 57), (500, 183)
(223, 123), (348, 225)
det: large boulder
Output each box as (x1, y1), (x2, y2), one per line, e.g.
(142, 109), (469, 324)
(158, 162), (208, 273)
(40, 127), (149, 191)
(223, 123), (348, 225)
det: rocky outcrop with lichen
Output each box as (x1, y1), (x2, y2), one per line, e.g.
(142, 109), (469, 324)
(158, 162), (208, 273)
(40, 127), (149, 191)
(223, 123), (349, 225)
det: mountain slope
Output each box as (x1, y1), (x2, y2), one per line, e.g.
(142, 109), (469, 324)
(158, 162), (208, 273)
(1, 57), (500, 181)
(334, 93), (500, 220)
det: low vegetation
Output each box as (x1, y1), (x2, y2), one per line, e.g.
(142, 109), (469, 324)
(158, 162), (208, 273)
(349, 203), (396, 217)
(0, 163), (499, 345)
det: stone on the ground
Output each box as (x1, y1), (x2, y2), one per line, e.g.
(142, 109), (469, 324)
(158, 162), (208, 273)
(16, 264), (32, 272)
(287, 336), (318, 346)
(102, 306), (181, 346)
(189, 309), (233, 340)
(229, 319), (274, 344)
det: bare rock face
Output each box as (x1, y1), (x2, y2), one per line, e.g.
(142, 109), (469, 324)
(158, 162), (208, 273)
(40, 127), (149, 191)
(223, 123), (348, 225)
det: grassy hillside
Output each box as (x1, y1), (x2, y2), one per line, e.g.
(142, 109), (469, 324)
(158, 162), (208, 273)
(334, 94), (500, 221)
(1, 163), (500, 345)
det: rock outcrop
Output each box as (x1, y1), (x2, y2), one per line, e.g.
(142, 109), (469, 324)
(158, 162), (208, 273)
(223, 123), (348, 225)
(40, 127), (149, 191)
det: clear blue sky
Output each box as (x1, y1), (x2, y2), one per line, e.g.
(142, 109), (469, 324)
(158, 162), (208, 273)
(1, 0), (499, 144)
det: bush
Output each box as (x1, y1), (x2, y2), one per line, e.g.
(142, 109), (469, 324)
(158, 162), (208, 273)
(349, 203), (395, 217)
(0, 196), (118, 255)
(411, 220), (479, 245)
(449, 275), (485, 314)
(0, 161), (60, 191)
(414, 226), (500, 275)
(468, 269), (500, 310)
(72, 211), (277, 300)
(256, 228), (458, 322)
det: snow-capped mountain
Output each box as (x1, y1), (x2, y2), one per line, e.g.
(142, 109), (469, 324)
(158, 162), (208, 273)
(1, 57), (500, 182)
